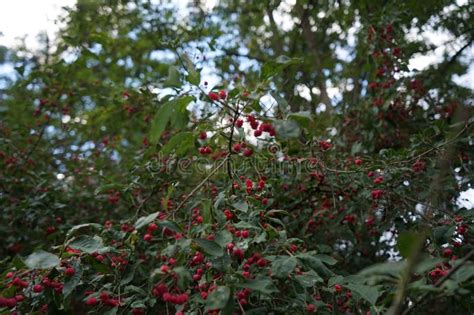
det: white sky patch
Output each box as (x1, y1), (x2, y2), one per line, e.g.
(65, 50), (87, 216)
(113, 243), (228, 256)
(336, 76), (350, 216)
(458, 188), (474, 209)
(0, 0), (76, 49)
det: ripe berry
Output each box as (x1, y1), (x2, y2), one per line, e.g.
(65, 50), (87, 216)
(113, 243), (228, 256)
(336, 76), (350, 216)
(307, 304), (316, 313)
(144, 234), (152, 242)
(243, 148), (253, 157)
(354, 159), (362, 166)
(254, 129), (262, 137)
(443, 248), (453, 257)
(233, 143), (242, 152)
(241, 230), (249, 238)
(236, 119), (243, 128)
(147, 223), (158, 232)
(334, 284), (342, 293)
(256, 258), (267, 267)
(199, 131), (207, 140)
(219, 90), (227, 99)
(208, 92), (219, 101)
(86, 297), (98, 306)
(33, 284), (43, 293)
(64, 267), (75, 277)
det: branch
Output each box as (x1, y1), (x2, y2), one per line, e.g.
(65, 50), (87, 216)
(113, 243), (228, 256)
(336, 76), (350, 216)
(172, 155), (229, 216)
(402, 250), (474, 314)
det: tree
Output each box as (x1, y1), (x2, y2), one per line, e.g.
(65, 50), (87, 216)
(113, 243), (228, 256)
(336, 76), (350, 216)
(0, 0), (473, 314)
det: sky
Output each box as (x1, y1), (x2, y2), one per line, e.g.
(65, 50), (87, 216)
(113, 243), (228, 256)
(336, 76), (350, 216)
(0, 0), (472, 208)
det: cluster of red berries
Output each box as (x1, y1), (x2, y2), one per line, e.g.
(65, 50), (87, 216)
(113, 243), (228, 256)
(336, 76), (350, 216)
(319, 140), (332, 151)
(143, 222), (158, 242)
(198, 146), (212, 155)
(153, 281), (193, 306)
(232, 142), (253, 157)
(371, 189), (384, 200)
(235, 288), (252, 306)
(208, 90), (227, 101)
(244, 115), (276, 137)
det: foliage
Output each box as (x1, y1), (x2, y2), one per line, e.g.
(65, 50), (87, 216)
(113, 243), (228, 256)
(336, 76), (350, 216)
(0, 0), (473, 314)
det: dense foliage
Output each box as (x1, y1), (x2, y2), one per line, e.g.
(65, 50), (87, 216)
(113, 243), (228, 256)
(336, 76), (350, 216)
(1, 0), (473, 314)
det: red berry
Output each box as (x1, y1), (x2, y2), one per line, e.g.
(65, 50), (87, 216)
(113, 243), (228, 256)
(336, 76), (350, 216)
(233, 143), (242, 152)
(64, 267), (75, 277)
(256, 258), (267, 267)
(148, 223), (158, 232)
(236, 119), (243, 128)
(243, 148), (253, 157)
(208, 92), (219, 101)
(86, 297), (98, 306)
(219, 90), (227, 99)
(443, 248), (453, 257)
(33, 284), (43, 293)
(334, 284), (342, 293)
(144, 234), (152, 242)
(199, 131), (207, 140)
(307, 303), (316, 313)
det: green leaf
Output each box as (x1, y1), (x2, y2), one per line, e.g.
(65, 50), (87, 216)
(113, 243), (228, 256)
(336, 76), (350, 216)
(351, 142), (363, 155)
(314, 254), (337, 265)
(24, 250), (60, 269)
(237, 278), (278, 294)
(272, 256), (297, 278)
(164, 65), (181, 87)
(297, 253), (334, 278)
(344, 283), (381, 306)
(173, 266), (191, 290)
(261, 56), (302, 80)
(68, 235), (111, 254)
(215, 230), (233, 248)
(451, 263), (474, 283)
(195, 239), (224, 257)
(358, 261), (404, 278)
(271, 92), (290, 116)
(160, 132), (194, 156)
(273, 120), (301, 139)
(231, 201), (249, 213)
(206, 286), (231, 310)
(66, 223), (102, 239)
(397, 231), (425, 259)
(134, 212), (159, 229)
(295, 270), (323, 287)
(158, 220), (182, 233)
(182, 53), (200, 85)
(63, 260), (83, 297)
(149, 96), (194, 144)
(288, 111), (313, 129)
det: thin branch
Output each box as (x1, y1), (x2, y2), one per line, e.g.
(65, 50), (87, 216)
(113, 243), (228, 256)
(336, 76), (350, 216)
(172, 155), (229, 216)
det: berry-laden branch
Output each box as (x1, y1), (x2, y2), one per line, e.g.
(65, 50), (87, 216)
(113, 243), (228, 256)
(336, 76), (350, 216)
(402, 249), (474, 314)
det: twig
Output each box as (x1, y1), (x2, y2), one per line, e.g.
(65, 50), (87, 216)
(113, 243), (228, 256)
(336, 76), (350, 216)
(172, 155), (229, 216)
